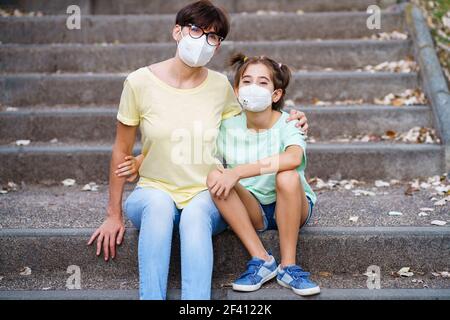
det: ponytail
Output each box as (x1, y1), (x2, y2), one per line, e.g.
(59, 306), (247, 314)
(229, 53), (247, 70)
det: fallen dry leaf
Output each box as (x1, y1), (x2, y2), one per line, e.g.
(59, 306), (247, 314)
(405, 180), (421, 195)
(434, 196), (450, 206)
(397, 127), (440, 144)
(432, 271), (450, 278)
(62, 179), (76, 187)
(325, 127), (439, 144)
(82, 182), (99, 192)
(318, 271), (332, 277)
(397, 267), (414, 277)
(19, 267), (32, 276)
(430, 220), (447, 226)
(312, 98), (364, 106)
(362, 59), (418, 73)
(371, 30), (408, 40)
(255, 10), (280, 15)
(374, 89), (428, 106)
(0, 8), (43, 17)
(352, 189), (376, 196)
(420, 182), (431, 189)
(375, 180), (390, 187)
(16, 139), (31, 146)
(435, 186), (450, 194)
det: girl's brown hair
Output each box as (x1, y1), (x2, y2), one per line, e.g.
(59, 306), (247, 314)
(230, 53), (292, 111)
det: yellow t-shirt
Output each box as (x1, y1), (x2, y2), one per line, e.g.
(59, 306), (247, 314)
(117, 67), (242, 208)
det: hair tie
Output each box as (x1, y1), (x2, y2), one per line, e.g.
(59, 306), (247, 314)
(243, 56), (248, 62)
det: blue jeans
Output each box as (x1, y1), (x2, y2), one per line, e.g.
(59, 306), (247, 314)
(124, 187), (228, 300)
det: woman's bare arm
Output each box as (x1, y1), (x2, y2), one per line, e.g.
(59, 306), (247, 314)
(87, 121), (138, 261)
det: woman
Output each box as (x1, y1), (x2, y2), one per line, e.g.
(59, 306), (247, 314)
(87, 0), (309, 300)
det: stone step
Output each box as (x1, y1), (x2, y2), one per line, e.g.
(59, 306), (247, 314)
(0, 0), (398, 15)
(1, 289), (449, 300)
(0, 40), (412, 73)
(1, 268), (449, 299)
(0, 227), (448, 285)
(2, 184), (449, 230)
(0, 72), (418, 106)
(0, 142), (444, 183)
(0, 105), (433, 143)
(0, 12), (405, 44)
(1, 184), (448, 298)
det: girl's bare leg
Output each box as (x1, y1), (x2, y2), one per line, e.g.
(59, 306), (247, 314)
(274, 169), (309, 267)
(207, 170), (270, 261)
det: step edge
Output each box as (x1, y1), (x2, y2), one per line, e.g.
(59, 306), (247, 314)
(0, 71), (420, 78)
(0, 39), (412, 48)
(0, 288), (448, 300)
(0, 143), (443, 153)
(0, 105), (432, 116)
(1, 226), (449, 238)
(0, 11), (404, 21)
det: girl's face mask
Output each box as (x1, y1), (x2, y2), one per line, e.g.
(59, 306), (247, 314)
(238, 84), (274, 112)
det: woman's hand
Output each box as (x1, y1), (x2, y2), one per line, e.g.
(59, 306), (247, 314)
(115, 155), (143, 182)
(209, 168), (240, 199)
(87, 214), (125, 261)
(286, 109), (309, 135)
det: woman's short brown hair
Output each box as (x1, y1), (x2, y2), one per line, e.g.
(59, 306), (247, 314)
(230, 53), (292, 111)
(176, 0), (230, 39)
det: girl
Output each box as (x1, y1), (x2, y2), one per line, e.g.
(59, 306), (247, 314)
(206, 54), (320, 296)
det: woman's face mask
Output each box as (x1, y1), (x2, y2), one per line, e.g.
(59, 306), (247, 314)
(177, 29), (216, 68)
(238, 84), (274, 112)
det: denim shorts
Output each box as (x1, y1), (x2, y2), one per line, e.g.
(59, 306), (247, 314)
(255, 195), (314, 232)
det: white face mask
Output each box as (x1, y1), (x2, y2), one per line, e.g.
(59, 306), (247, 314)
(177, 30), (216, 68)
(238, 84), (274, 112)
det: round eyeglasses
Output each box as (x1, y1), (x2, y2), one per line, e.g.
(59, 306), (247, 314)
(183, 24), (224, 47)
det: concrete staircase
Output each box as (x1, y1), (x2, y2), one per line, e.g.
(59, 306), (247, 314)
(0, 0), (449, 300)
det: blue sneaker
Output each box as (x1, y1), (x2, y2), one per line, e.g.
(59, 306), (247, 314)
(277, 265), (321, 296)
(232, 255), (278, 292)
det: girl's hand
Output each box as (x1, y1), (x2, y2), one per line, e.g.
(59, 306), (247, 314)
(209, 168), (240, 199)
(286, 109), (308, 135)
(115, 155), (140, 182)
